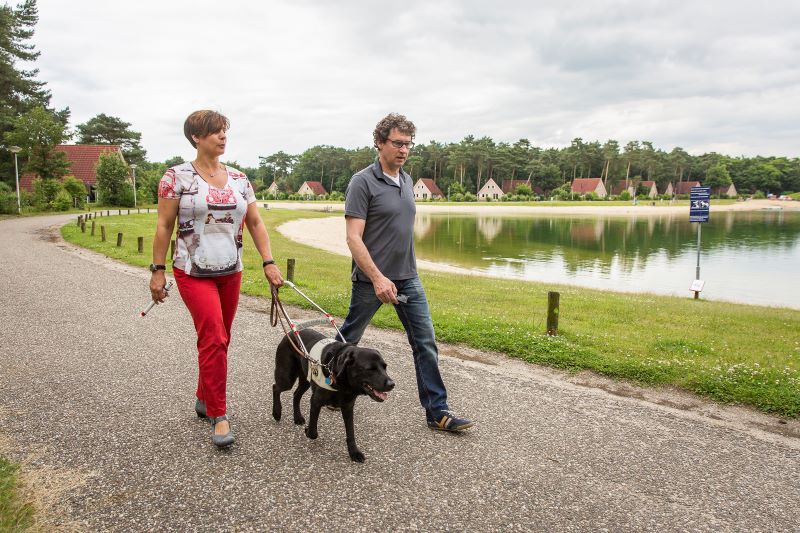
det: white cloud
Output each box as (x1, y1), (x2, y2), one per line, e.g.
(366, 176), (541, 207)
(32, 0), (800, 165)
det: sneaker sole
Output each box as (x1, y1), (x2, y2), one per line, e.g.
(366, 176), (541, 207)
(428, 421), (474, 432)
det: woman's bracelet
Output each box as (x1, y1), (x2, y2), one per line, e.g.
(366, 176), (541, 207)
(262, 259), (275, 267)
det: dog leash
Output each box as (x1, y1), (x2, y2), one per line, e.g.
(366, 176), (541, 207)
(269, 282), (344, 380)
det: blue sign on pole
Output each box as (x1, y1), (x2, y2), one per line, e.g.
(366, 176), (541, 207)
(689, 187), (711, 223)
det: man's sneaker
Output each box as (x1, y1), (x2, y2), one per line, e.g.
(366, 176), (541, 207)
(427, 412), (474, 432)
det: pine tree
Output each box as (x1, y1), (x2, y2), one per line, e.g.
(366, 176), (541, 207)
(0, 0), (55, 182)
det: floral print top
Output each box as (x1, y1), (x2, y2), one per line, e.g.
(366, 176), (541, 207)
(158, 162), (256, 276)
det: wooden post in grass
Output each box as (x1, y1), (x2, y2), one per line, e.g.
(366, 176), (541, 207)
(287, 258), (295, 282)
(106, 210), (110, 216)
(77, 215), (82, 226)
(80, 221), (86, 233)
(170, 239), (175, 260)
(546, 291), (560, 336)
(118, 209), (121, 216)
(90, 220), (96, 236)
(101, 225), (106, 242)
(116, 232), (123, 247)
(137, 236), (144, 253)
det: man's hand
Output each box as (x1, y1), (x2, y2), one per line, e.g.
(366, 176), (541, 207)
(373, 275), (398, 304)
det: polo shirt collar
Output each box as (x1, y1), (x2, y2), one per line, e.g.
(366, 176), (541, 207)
(371, 159), (409, 186)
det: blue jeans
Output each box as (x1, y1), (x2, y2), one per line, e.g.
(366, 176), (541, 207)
(339, 276), (449, 421)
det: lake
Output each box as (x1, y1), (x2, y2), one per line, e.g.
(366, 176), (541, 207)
(412, 210), (800, 309)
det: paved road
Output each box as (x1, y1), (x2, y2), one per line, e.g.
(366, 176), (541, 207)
(1, 214), (798, 532)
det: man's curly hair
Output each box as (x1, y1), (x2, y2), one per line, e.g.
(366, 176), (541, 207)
(373, 113), (416, 148)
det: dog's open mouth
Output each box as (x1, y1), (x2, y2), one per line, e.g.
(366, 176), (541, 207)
(364, 383), (389, 402)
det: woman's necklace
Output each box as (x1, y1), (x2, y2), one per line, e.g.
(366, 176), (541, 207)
(194, 161), (222, 179)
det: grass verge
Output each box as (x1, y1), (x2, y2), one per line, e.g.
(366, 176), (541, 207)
(0, 457), (34, 531)
(61, 208), (800, 417)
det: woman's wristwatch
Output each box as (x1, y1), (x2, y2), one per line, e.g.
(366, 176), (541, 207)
(262, 259), (275, 267)
(149, 264), (166, 272)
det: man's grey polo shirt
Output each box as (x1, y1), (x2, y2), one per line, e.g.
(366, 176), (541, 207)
(345, 160), (417, 282)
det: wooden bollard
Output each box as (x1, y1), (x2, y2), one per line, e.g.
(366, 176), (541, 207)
(137, 236), (144, 253)
(101, 225), (106, 242)
(80, 221), (86, 233)
(118, 209), (121, 216)
(116, 232), (123, 247)
(546, 291), (560, 336)
(127, 209), (130, 215)
(106, 210), (110, 216)
(170, 239), (175, 260)
(77, 215), (82, 226)
(91, 220), (96, 236)
(287, 258), (295, 282)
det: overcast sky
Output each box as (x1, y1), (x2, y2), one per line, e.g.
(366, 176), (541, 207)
(32, 0), (800, 167)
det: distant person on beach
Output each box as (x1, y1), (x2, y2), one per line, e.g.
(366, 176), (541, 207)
(339, 112), (474, 432)
(149, 110), (283, 448)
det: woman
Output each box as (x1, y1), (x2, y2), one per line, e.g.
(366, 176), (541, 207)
(150, 110), (283, 448)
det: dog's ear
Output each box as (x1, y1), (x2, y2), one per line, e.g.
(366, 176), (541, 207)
(332, 346), (355, 380)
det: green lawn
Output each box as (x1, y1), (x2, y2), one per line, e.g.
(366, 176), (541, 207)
(61, 208), (800, 417)
(0, 457), (34, 531)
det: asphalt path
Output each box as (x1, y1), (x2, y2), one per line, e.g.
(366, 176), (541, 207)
(1, 214), (798, 532)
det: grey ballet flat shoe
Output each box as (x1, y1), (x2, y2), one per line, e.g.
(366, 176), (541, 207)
(210, 415), (235, 448)
(195, 399), (207, 419)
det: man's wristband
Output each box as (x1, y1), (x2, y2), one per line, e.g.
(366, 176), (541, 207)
(262, 259), (275, 267)
(149, 263), (166, 272)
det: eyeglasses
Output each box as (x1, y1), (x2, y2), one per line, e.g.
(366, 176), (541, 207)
(386, 139), (415, 149)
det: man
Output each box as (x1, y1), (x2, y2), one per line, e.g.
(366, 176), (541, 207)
(340, 113), (473, 432)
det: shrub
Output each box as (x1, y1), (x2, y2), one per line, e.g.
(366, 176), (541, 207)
(0, 191), (18, 214)
(62, 176), (87, 208)
(451, 193), (464, 202)
(619, 191), (631, 201)
(51, 189), (73, 211)
(463, 192), (477, 202)
(752, 190), (765, 199)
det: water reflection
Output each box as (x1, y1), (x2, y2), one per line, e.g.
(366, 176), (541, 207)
(413, 211), (800, 308)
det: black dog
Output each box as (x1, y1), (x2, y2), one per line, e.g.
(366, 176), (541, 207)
(272, 329), (395, 462)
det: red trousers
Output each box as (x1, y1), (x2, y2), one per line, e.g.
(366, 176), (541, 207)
(174, 268), (242, 418)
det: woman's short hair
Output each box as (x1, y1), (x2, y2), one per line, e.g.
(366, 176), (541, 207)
(373, 113), (415, 148)
(183, 110), (230, 148)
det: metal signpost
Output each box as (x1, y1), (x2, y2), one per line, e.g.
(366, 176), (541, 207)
(689, 186), (711, 299)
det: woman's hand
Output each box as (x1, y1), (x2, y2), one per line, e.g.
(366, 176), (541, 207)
(149, 271), (169, 303)
(263, 263), (284, 288)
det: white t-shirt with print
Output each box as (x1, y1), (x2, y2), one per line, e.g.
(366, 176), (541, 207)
(158, 162), (256, 276)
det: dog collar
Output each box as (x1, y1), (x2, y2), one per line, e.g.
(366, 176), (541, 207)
(307, 337), (337, 391)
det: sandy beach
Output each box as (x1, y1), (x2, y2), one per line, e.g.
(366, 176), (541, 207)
(274, 199), (797, 274)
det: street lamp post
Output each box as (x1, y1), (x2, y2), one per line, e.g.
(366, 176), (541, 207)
(9, 146), (22, 214)
(129, 163), (137, 208)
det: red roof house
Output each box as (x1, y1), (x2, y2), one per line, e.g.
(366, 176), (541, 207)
(571, 178), (607, 198)
(19, 144), (125, 192)
(674, 181), (701, 195)
(413, 178), (444, 199)
(297, 181), (327, 197)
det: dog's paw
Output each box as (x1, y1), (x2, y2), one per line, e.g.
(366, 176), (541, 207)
(349, 449), (365, 463)
(293, 415), (305, 425)
(305, 427), (318, 439)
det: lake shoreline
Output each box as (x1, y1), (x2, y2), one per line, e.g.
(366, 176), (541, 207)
(275, 201), (800, 310)
(266, 198), (797, 216)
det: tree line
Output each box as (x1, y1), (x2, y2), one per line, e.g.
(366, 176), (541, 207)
(254, 137), (799, 199)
